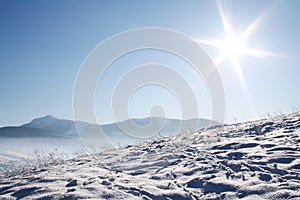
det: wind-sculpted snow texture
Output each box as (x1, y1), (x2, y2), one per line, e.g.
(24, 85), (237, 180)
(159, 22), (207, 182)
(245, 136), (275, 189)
(1, 112), (300, 199)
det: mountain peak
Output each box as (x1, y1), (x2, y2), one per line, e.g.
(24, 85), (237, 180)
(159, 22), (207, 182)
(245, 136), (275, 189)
(23, 115), (61, 129)
(21, 115), (76, 134)
(37, 115), (58, 120)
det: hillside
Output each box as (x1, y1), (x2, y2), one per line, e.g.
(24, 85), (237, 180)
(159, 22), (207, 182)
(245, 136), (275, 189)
(0, 112), (300, 199)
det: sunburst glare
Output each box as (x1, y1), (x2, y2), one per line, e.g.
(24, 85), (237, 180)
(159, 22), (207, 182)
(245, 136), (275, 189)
(195, 0), (281, 82)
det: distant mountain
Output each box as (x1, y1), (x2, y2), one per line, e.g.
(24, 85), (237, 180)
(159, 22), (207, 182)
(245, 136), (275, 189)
(0, 115), (89, 138)
(95, 117), (221, 147)
(102, 117), (220, 138)
(22, 115), (81, 135)
(0, 115), (221, 138)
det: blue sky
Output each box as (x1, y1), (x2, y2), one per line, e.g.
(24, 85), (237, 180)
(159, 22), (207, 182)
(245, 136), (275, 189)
(1, 0), (300, 126)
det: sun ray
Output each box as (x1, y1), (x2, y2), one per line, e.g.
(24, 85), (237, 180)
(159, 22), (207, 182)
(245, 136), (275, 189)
(241, 9), (267, 40)
(231, 56), (243, 81)
(241, 3), (276, 41)
(194, 38), (223, 47)
(217, 0), (233, 38)
(244, 47), (285, 58)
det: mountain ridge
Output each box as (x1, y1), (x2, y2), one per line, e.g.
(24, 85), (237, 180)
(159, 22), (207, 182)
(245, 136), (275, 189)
(0, 115), (221, 137)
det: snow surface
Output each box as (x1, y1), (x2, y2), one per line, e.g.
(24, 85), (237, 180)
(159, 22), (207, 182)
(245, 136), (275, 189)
(1, 112), (300, 199)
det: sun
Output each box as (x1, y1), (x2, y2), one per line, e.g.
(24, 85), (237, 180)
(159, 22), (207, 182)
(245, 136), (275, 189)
(195, 0), (281, 82)
(222, 35), (244, 59)
(217, 33), (248, 79)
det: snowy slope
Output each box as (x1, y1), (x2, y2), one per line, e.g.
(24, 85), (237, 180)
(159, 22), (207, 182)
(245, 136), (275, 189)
(1, 112), (300, 199)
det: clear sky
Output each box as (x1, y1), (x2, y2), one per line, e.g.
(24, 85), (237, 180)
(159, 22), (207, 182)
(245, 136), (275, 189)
(1, 0), (300, 127)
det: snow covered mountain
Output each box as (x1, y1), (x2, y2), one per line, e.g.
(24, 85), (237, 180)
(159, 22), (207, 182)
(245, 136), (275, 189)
(20, 115), (220, 137)
(0, 115), (220, 139)
(22, 115), (76, 135)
